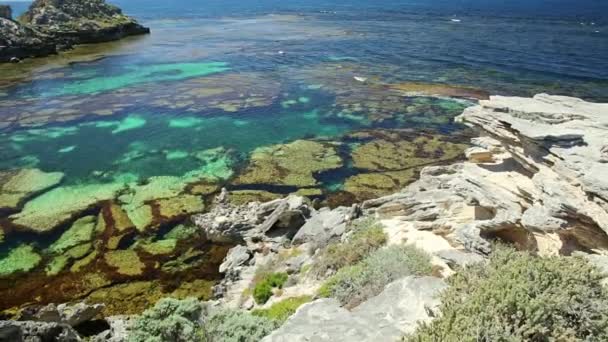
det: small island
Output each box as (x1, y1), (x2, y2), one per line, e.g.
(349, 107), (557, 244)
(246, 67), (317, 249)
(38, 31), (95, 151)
(0, 0), (149, 62)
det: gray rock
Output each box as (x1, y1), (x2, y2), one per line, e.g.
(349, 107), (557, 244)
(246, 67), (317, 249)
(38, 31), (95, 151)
(193, 194), (311, 244)
(0, 0), (149, 63)
(19, 302), (105, 327)
(292, 206), (358, 247)
(284, 254), (309, 274)
(365, 94), (608, 255)
(91, 315), (134, 342)
(435, 249), (485, 268)
(219, 245), (251, 274)
(0, 320), (80, 342)
(262, 276), (446, 342)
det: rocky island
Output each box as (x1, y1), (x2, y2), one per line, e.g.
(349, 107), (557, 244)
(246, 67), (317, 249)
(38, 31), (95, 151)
(0, 0), (149, 62)
(2, 94), (607, 341)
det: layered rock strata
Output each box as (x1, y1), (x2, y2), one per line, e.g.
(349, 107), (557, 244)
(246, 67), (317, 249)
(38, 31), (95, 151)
(365, 94), (608, 255)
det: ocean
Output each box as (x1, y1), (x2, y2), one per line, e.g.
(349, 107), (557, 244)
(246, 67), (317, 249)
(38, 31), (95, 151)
(0, 0), (606, 314)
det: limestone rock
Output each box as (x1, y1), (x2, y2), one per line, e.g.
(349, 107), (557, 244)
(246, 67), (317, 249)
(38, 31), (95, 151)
(0, 320), (80, 341)
(193, 193), (311, 244)
(219, 245), (251, 274)
(0, 16), (58, 62)
(92, 315), (134, 342)
(0, 0), (149, 62)
(21, 0), (150, 43)
(365, 94), (608, 256)
(292, 206), (360, 247)
(262, 276), (446, 342)
(19, 302), (105, 327)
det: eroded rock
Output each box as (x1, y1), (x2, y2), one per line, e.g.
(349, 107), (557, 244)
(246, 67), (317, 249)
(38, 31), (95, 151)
(366, 94), (608, 256)
(262, 276), (446, 342)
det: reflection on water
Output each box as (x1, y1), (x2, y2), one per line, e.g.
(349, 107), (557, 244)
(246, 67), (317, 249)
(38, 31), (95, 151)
(0, 8), (606, 315)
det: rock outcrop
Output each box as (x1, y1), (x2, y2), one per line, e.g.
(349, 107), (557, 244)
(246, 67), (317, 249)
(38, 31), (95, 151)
(0, 14), (58, 62)
(19, 302), (105, 327)
(262, 276), (446, 342)
(21, 0), (150, 43)
(0, 5), (12, 20)
(365, 94), (608, 256)
(0, 320), (81, 341)
(0, 0), (149, 62)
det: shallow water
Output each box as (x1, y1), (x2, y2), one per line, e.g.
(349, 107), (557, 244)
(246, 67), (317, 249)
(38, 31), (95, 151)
(0, 0), (607, 314)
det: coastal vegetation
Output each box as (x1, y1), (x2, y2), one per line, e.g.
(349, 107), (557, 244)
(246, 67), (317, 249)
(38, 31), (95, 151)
(407, 247), (608, 341)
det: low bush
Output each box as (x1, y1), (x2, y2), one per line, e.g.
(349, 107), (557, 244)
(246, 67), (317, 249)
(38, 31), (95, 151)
(319, 245), (433, 308)
(312, 218), (386, 277)
(253, 272), (289, 304)
(127, 297), (204, 342)
(205, 309), (277, 342)
(252, 296), (312, 323)
(127, 298), (277, 342)
(407, 247), (608, 342)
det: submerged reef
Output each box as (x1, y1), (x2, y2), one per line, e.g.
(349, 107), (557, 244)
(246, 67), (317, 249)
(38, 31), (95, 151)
(235, 140), (343, 187)
(0, 168), (63, 211)
(341, 130), (469, 200)
(0, 71), (280, 130)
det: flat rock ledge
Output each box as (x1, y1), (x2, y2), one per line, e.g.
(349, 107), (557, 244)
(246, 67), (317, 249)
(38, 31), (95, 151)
(365, 94), (608, 256)
(262, 276), (446, 342)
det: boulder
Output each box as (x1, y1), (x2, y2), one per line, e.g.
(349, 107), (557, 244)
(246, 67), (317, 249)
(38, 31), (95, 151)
(219, 245), (251, 274)
(262, 276), (446, 342)
(193, 193), (311, 244)
(292, 205), (360, 247)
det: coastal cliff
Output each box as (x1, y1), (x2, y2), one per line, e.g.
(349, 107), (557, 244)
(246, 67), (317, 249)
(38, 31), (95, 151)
(0, 0), (149, 62)
(2, 94), (608, 341)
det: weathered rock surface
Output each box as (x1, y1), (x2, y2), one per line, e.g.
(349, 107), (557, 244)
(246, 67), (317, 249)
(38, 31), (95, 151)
(19, 302), (105, 327)
(0, 0), (149, 62)
(0, 320), (80, 341)
(365, 94), (608, 256)
(193, 191), (311, 244)
(0, 15), (58, 62)
(291, 205), (361, 247)
(262, 276), (446, 342)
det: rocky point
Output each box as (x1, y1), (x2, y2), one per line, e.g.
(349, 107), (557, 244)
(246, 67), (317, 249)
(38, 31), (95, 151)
(0, 0), (149, 62)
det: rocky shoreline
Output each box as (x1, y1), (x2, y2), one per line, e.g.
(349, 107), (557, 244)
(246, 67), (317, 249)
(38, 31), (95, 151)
(0, 0), (149, 63)
(2, 94), (608, 341)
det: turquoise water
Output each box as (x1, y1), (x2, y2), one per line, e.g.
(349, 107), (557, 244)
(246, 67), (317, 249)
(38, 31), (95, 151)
(0, 0), (607, 313)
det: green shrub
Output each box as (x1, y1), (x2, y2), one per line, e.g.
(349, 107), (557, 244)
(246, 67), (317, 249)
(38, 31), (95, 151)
(128, 298), (277, 342)
(312, 218), (386, 277)
(252, 296), (312, 323)
(128, 297), (204, 342)
(319, 245), (433, 308)
(407, 247), (608, 342)
(204, 309), (277, 342)
(253, 272), (289, 304)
